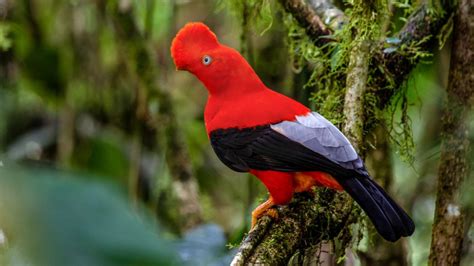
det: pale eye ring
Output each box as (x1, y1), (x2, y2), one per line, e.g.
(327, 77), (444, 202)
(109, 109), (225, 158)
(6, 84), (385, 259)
(202, 55), (212, 66)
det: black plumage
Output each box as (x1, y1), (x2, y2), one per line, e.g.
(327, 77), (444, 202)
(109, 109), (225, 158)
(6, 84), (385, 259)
(209, 122), (415, 242)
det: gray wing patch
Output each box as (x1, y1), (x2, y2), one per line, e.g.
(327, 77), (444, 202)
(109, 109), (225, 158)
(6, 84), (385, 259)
(271, 112), (364, 171)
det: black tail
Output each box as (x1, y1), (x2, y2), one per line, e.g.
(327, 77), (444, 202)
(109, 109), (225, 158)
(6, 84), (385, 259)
(336, 175), (415, 242)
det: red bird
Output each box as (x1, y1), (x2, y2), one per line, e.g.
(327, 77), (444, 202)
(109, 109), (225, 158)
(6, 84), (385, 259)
(170, 22), (414, 242)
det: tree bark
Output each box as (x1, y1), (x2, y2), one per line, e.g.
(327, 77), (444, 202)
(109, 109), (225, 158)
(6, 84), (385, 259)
(308, 0), (346, 31)
(343, 39), (370, 153)
(429, 0), (473, 265)
(278, 0), (331, 45)
(373, 4), (447, 110)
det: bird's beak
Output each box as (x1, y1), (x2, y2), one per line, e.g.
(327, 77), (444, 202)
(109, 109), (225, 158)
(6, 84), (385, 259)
(175, 62), (189, 71)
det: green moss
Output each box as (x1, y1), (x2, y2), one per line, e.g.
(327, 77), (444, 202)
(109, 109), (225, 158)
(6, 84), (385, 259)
(437, 13), (454, 49)
(385, 82), (416, 164)
(282, 12), (347, 123)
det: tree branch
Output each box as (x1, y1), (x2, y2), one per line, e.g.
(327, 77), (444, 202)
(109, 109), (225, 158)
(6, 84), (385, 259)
(231, 192), (358, 265)
(308, 0), (346, 31)
(277, 0), (332, 45)
(373, 4), (448, 109)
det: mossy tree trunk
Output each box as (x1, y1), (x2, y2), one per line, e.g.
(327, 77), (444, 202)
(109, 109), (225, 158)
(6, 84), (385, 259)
(429, 0), (473, 265)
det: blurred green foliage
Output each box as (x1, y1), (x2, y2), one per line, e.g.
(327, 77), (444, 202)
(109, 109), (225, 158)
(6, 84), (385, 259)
(0, 163), (179, 266)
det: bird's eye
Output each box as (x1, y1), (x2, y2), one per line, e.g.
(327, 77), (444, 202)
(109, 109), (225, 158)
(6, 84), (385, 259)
(202, 55), (212, 66)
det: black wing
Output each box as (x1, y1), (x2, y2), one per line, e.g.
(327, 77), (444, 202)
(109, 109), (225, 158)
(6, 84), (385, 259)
(209, 125), (365, 178)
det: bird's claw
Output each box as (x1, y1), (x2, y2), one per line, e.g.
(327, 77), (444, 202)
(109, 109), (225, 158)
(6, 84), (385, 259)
(251, 207), (279, 229)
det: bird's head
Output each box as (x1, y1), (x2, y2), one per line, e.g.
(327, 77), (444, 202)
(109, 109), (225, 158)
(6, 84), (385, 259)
(171, 22), (262, 95)
(171, 22), (219, 72)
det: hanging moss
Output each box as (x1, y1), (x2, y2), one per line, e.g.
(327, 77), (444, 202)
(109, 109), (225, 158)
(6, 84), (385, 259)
(282, 11), (347, 124)
(384, 82), (416, 164)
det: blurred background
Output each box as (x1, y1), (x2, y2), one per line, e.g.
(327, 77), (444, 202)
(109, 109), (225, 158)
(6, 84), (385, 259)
(0, 0), (472, 265)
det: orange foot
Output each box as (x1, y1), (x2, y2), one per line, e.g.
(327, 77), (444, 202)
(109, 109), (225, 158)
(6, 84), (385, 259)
(251, 197), (279, 228)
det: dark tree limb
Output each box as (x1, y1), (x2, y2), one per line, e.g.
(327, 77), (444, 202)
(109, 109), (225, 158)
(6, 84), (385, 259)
(278, 0), (332, 45)
(308, 0), (346, 31)
(429, 0), (473, 264)
(373, 4), (448, 109)
(0, 0), (9, 19)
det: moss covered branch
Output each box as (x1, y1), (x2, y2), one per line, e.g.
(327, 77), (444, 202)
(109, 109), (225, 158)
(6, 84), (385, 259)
(343, 39), (370, 152)
(231, 192), (358, 265)
(281, 1), (449, 110)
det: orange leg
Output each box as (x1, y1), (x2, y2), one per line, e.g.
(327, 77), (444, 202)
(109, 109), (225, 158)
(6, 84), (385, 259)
(251, 197), (279, 228)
